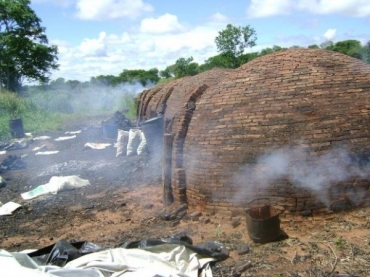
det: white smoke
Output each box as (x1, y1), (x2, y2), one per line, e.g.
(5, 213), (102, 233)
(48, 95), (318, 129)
(231, 145), (370, 206)
(70, 81), (153, 113)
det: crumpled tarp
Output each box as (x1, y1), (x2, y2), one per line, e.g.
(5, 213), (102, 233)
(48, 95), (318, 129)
(21, 176), (90, 200)
(0, 155), (26, 173)
(0, 141), (28, 151)
(1, 235), (228, 277)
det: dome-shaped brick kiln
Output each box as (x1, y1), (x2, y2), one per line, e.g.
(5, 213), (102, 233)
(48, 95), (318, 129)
(138, 49), (370, 216)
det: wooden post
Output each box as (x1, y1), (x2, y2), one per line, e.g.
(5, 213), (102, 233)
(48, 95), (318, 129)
(163, 133), (174, 206)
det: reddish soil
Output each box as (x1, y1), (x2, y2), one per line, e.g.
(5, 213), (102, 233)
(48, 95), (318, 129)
(0, 116), (369, 276)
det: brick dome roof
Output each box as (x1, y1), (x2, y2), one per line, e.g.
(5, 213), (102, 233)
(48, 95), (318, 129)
(138, 48), (370, 215)
(183, 48), (370, 214)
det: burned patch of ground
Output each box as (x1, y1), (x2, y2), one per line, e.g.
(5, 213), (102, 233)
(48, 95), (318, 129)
(0, 117), (369, 276)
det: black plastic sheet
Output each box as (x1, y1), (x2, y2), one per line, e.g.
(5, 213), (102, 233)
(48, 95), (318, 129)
(27, 234), (229, 267)
(117, 233), (229, 261)
(28, 239), (107, 267)
(0, 155), (26, 173)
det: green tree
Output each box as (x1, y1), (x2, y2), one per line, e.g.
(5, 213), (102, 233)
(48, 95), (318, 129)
(364, 41), (370, 63)
(308, 44), (320, 49)
(173, 56), (199, 78)
(159, 65), (175, 78)
(90, 75), (117, 86)
(0, 0), (58, 92)
(66, 80), (81, 90)
(320, 40), (334, 50)
(215, 24), (257, 58)
(199, 54), (229, 71)
(237, 51), (260, 65)
(118, 68), (159, 86)
(49, 77), (66, 90)
(214, 24), (257, 68)
(259, 45), (286, 57)
(331, 40), (362, 59)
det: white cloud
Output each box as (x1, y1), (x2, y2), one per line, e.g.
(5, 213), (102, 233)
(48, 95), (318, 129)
(210, 12), (228, 22)
(323, 28), (336, 40)
(297, 0), (370, 16)
(75, 0), (153, 20)
(140, 13), (185, 34)
(247, 0), (292, 18)
(247, 0), (370, 18)
(49, 19), (226, 81)
(31, 0), (73, 7)
(77, 32), (108, 57)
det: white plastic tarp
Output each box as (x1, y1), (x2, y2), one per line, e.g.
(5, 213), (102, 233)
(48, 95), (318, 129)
(21, 176), (90, 200)
(54, 135), (76, 141)
(32, 145), (46, 152)
(33, 136), (51, 141)
(0, 201), (22, 216)
(35, 151), (59, 155)
(0, 244), (215, 277)
(84, 143), (111, 150)
(65, 130), (81, 135)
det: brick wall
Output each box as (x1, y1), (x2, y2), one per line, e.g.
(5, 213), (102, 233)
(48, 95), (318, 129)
(139, 49), (370, 215)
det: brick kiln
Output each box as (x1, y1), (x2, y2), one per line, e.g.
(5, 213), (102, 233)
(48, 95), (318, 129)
(137, 49), (370, 217)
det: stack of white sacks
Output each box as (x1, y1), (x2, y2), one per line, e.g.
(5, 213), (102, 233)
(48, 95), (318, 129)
(116, 128), (147, 157)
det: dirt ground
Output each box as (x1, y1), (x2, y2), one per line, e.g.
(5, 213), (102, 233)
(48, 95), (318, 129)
(0, 116), (369, 277)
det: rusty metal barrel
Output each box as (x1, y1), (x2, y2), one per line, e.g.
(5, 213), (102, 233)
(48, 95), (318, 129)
(245, 205), (281, 243)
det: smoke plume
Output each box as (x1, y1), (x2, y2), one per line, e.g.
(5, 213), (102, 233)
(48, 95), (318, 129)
(231, 145), (370, 206)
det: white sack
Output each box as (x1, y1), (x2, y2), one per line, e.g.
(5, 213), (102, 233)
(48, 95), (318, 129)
(116, 130), (129, 157)
(127, 129), (141, 156)
(136, 131), (147, 155)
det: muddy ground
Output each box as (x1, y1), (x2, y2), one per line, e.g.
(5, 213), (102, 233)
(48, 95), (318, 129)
(0, 116), (369, 277)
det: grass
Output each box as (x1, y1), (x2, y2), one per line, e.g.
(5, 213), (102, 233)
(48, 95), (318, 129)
(0, 89), (138, 140)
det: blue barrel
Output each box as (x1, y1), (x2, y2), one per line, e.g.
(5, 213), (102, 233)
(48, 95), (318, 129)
(141, 117), (164, 161)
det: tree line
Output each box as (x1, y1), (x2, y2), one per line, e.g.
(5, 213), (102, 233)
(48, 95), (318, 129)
(1, 1), (369, 93)
(39, 36), (369, 93)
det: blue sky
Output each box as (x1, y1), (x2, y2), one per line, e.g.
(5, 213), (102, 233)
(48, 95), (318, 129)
(29, 0), (370, 82)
